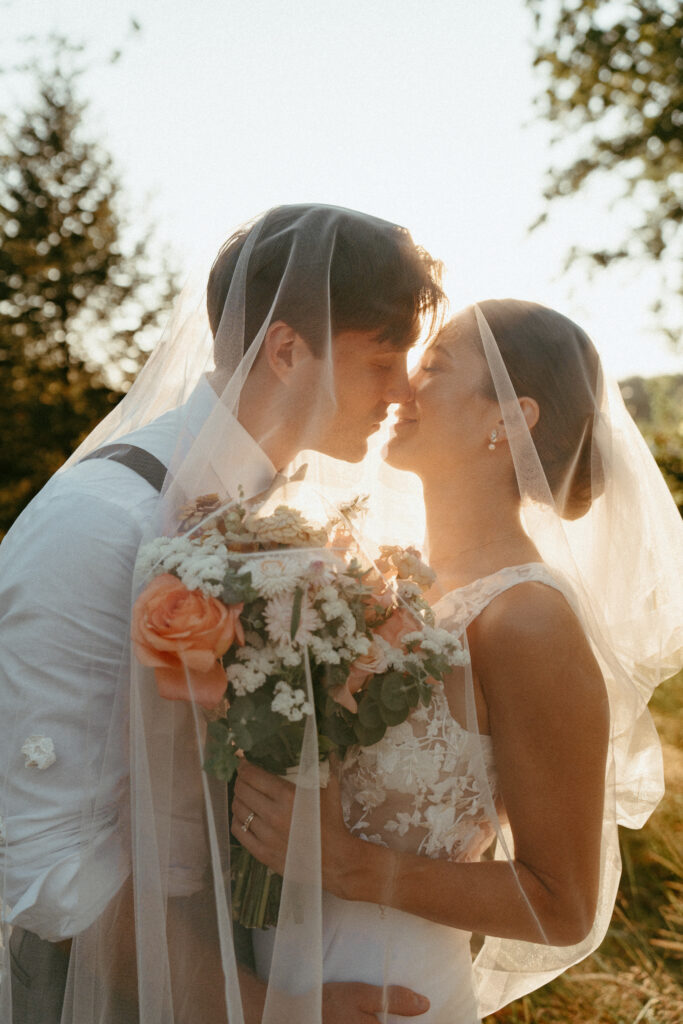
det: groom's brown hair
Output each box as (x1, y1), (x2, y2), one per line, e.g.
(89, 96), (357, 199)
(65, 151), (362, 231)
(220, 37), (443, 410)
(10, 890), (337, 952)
(207, 205), (444, 360)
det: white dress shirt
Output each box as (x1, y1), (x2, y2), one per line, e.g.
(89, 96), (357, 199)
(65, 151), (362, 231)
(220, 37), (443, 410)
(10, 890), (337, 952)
(0, 378), (276, 940)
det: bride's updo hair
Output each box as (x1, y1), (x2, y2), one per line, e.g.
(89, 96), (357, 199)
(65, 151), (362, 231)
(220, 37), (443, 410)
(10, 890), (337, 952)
(475, 299), (605, 520)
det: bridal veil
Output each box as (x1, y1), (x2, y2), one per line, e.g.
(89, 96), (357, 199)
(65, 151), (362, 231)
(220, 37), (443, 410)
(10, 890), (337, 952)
(0, 206), (680, 1023)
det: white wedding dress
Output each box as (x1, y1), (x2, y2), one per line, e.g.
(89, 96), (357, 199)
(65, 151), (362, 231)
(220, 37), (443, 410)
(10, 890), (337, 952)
(253, 564), (565, 1023)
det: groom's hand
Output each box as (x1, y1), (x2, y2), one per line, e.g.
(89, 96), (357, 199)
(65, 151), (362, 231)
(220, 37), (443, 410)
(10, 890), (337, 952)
(323, 981), (430, 1021)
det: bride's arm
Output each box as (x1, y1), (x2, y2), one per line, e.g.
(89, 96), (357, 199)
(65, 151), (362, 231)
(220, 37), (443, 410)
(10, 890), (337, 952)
(233, 584), (609, 947)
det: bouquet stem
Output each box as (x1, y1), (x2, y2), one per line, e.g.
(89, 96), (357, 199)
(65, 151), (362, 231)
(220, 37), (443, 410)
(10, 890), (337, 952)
(231, 842), (283, 929)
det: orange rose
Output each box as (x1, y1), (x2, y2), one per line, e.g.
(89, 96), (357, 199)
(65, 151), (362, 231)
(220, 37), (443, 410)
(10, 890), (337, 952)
(374, 605), (417, 648)
(331, 666), (369, 714)
(132, 574), (244, 709)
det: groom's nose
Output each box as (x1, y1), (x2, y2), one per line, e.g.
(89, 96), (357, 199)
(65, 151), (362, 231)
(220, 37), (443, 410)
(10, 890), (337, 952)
(384, 362), (412, 405)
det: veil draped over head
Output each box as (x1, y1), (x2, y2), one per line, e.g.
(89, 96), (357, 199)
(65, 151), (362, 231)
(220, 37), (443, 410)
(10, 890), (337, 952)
(411, 300), (682, 1015)
(1, 206), (681, 1024)
(0, 204), (445, 1023)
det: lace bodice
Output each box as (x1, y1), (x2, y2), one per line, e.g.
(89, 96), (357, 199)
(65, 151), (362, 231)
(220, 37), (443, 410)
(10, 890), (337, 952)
(340, 563), (565, 863)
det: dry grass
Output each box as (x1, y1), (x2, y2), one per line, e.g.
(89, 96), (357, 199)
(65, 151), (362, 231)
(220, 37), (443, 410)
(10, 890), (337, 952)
(485, 672), (683, 1024)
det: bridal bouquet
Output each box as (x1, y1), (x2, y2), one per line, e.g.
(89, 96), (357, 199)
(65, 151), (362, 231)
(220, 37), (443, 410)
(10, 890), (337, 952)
(132, 488), (468, 927)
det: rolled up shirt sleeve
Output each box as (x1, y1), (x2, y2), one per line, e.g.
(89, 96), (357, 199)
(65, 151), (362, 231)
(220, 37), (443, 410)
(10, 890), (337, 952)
(0, 472), (208, 941)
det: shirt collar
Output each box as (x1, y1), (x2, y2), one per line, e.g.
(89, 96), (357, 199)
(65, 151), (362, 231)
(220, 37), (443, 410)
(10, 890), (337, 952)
(182, 376), (277, 501)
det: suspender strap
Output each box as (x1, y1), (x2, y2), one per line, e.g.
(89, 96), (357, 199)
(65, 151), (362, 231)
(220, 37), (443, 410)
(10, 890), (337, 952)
(79, 444), (169, 493)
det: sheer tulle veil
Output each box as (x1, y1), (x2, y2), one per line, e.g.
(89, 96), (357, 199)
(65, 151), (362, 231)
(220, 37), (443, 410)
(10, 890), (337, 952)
(421, 300), (681, 1014)
(0, 204), (445, 1023)
(0, 204), (680, 1023)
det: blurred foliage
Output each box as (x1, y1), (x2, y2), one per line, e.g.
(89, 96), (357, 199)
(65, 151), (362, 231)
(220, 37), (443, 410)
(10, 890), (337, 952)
(526, 0), (683, 341)
(0, 38), (177, 538)
(620, 374), (683, 513)
(486, 670), (683, 1024)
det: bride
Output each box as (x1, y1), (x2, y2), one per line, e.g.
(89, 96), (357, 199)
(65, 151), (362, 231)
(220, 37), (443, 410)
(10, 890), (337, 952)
(233, 299), (682, 1021)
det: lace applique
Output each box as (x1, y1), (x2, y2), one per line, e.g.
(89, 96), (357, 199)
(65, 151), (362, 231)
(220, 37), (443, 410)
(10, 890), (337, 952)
(341, 688), (498, 861)
(340, 564), (567, 864)
(434, 562), (565, 633)
(21, 735), (57, 770)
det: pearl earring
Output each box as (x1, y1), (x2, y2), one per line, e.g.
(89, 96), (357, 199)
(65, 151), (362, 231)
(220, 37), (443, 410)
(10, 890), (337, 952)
(488, 429), (498, 451)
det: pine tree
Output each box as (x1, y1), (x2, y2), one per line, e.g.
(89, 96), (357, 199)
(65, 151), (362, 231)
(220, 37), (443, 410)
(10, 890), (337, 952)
(0, 43), (177, 536)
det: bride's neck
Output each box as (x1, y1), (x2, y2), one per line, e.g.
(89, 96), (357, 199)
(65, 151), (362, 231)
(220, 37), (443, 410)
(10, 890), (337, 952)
(421, 470), (536, 588)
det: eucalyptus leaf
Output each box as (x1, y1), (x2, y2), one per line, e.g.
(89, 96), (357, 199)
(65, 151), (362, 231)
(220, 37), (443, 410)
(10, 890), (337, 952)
(358, 696), (383, 730)
(290, 586), (303, 640)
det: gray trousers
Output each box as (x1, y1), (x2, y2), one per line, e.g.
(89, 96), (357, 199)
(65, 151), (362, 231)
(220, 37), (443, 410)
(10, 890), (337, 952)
(9, 927), (69, 1024)
(8, 922), (255, 1022)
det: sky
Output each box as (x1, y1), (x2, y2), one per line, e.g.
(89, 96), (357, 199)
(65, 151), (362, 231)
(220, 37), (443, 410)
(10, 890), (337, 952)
(2, 0), (681, 380)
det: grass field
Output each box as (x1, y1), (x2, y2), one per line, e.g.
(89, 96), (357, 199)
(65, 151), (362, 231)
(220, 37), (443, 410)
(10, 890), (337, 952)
(484, 671), (683, 1024)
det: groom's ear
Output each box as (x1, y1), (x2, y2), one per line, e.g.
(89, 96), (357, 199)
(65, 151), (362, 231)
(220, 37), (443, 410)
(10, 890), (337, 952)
(262, 321), (312, 384)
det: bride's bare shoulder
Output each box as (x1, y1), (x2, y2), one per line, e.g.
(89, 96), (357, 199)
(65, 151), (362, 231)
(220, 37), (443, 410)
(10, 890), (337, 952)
(468, 579), (608, 715)
(470, 576), (579, 644)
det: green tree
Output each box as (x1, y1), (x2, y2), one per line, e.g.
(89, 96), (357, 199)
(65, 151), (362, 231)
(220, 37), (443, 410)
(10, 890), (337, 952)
(0, 41), (176, 537)
(527, 0), (683, 341)
(620, 374), (683, 513)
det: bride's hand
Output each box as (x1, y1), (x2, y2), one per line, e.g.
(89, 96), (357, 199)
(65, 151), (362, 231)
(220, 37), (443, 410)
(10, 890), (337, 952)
(231, 761), (363, 897)
(231, 761), (295, 875)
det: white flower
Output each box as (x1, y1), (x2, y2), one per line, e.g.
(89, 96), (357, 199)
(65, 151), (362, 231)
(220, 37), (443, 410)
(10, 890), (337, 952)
(242, 554), (306, 597)
(264, 593), (322, 647)
(345, 634), (371, 657)
(305, 558), (340, 589)
(176, 550), (229, 596)
(0, 814), (6, 845)
(136, 534), (229, 596)
(396, 580), (423, 602)
(379, 546), (436, 590)
(401, 626), (469, 665)
(371, 634), (408, 671)
(21, 735), (56, 770)
(243, 506), (328, 547)
(271, 681), (314, 722)
(227, 661), (268, 696)
(307, 635), (343, 664)
(320, 596), (350, 622)
(274, 643), (303, 667)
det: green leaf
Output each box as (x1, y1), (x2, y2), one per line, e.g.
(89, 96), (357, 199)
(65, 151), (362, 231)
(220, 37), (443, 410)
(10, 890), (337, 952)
(203, 721), (240, 781)
(320, 709), (357, 747)
(380, 672), (412, 710)
(378, 703), (409, 727)
(220, 573), (257, 606)
(290, 586), (304, 640)
(358, 694), (383, 730)
(352, 718), (387, 747)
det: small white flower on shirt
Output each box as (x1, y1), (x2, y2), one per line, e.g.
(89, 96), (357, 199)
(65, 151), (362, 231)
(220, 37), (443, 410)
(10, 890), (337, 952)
(21, 735), (56, 770)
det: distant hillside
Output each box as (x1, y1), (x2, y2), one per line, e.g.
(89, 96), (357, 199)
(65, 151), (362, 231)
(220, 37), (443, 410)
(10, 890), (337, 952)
(619, 374), (683, 513)
(619, 374), (683, 430)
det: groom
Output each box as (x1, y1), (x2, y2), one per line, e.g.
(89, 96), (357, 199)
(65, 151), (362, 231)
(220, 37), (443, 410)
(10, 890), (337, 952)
(0, 205), (442, 1023)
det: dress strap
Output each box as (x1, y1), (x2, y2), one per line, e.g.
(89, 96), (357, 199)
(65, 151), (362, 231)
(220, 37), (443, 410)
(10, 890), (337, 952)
(434, 563), (568, 632)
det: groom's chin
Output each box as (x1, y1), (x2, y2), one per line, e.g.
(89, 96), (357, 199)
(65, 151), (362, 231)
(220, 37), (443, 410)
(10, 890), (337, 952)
(309, 435), (369, 463)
